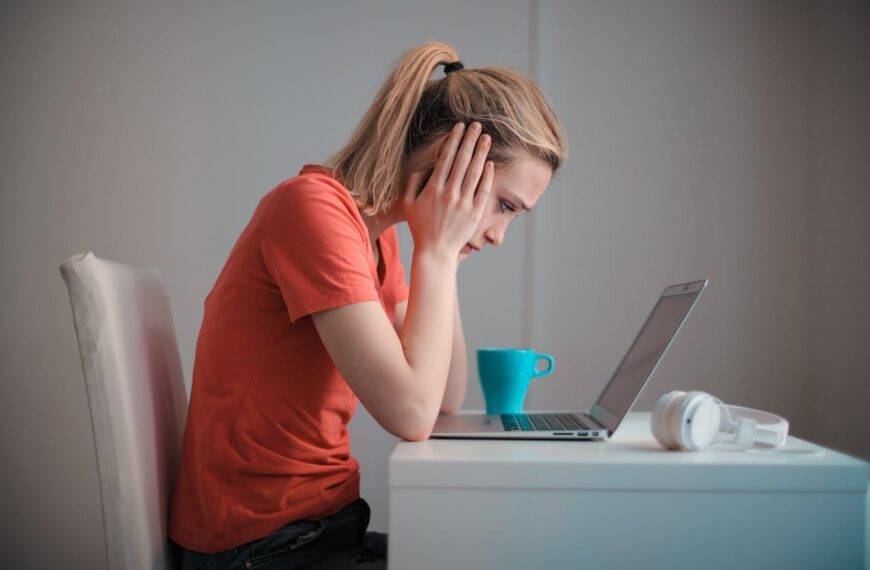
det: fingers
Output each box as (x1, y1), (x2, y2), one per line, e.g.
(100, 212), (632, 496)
(406, 120), (489, 210)
(473, 160), (495, 214)
(429, 122), (466, 191)
(460, 132), (491, 203)
(445, 122), (483, 195)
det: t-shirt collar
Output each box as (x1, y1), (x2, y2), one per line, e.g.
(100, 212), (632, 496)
(299, 163), (343, 183)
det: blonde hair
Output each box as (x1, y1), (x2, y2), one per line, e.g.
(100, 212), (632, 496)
(324, 41), (568, 217)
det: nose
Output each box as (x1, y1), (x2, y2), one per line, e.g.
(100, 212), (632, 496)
(484, 228), (504, 247)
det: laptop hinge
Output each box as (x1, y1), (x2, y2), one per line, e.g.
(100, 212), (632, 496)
(584, 412), (607, 430)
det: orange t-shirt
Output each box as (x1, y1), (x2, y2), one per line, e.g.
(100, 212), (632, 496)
(168, 164), (410, 553)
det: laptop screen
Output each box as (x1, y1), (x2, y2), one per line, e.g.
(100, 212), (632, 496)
(592, 283), (704, 433)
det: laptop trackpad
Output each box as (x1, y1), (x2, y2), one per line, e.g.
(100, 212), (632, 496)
(433, 413), (503, 433)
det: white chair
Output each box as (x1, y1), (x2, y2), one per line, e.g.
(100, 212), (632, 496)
(60, 251), (188, 570)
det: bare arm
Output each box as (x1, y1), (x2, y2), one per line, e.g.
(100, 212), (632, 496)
(312, 250), (456, 442)
(311, 121), (492, 442)
(442, 287), (468, 413)
(393, 285), (467, 415)
(397, 249), (458, 427)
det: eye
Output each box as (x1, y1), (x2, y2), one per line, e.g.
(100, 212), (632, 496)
(499, 199), (516, 215)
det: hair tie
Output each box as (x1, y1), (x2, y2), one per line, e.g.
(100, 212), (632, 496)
(443, 61), (464, 74)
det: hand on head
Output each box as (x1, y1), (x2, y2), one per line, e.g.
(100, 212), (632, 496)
(402, 121), (494, 262)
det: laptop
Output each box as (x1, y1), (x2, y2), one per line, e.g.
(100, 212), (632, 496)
(430, 279), (708, 440)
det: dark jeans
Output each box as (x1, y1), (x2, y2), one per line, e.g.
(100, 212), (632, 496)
(176, 498), (387, 569)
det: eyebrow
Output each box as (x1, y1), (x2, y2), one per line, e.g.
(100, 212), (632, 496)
(505, 191), (533, 212)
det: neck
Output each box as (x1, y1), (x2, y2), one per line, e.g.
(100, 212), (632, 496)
(359, 201), (405, 248)
(358, 167), (412, 249)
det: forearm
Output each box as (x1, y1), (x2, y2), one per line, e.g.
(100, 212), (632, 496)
(441, 286), (468, 414)
(399, 249), (458, 434)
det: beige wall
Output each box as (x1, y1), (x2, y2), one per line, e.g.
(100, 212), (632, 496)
(807, 0), (870, 460)
(528, 0), (813, 438)
(1, 1), (866, 568)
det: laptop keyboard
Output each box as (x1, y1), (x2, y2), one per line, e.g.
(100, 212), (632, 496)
(500, 413), (597, 432)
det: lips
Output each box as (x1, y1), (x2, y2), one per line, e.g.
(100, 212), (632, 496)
(462, 243), (481, 254)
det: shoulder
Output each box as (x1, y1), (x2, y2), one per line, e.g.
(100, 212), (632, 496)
(260, 169), (365, 237)
(268, 170), (355, 214)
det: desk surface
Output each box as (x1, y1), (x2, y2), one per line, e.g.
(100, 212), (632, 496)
(389, 411), (869, 493)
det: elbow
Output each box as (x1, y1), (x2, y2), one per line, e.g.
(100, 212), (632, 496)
(385, 393), (431, 442)
(400, 401), (437, 442)
(405, 415), (435, 442)
(402, 405), (460, 441)
(404, 389), (465, 441)
(439, 395), (464, 415)
(386, 417), (430, 443)
(400, 430), (431, 443)
(399, 417), (432, 442)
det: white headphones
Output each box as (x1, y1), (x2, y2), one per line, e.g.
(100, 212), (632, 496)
(651, 390), (789, 451)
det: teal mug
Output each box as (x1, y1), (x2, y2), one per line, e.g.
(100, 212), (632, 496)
(477, 348), (556, 415)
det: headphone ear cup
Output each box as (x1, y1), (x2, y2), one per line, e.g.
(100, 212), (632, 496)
(652, 391), (684, 450)
(651, 391), (676, 448)
(667, 391), (696, 450)
(688, 397), (721, 450)
(679, 392), (716, 450)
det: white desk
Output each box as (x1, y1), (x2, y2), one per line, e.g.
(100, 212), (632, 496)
(388, 411), (868, 570)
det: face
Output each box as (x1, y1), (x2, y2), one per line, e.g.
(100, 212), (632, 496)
(402, 136), (553, 260)
(460, 155), (552, 258)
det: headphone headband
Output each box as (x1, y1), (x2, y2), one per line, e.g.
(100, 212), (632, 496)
(652, 391), (789, 451)
(720, 404), (789, 447)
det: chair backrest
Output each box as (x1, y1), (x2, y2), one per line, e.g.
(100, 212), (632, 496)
(60, 252), (188, 570)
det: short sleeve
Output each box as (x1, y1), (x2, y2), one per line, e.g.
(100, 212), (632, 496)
(259, 177), (380, 323)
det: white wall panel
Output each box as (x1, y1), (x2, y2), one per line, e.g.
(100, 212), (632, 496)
(528, 1), (812, 433)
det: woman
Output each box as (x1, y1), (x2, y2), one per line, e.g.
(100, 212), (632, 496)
(169, 41), (567, 569)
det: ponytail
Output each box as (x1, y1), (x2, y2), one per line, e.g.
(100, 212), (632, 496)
(324, 41), (567, 217)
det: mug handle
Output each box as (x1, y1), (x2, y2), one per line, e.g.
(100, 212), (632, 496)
(531, 353), (555, 378)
